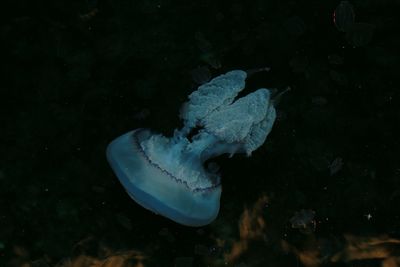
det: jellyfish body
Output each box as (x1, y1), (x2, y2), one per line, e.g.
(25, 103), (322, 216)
(333, 1), (355, 32)
(107, 129), (222, 226)
(107, 70), (277, 226)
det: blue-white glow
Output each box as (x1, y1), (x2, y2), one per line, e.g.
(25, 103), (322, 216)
(107, 70), (276, 226)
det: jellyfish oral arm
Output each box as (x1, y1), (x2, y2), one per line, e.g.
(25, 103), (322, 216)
(107, 70), (277, 226)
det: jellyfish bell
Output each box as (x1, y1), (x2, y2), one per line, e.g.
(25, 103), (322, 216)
(107, 70), (278, 226)
(107, 129), (222, 227)
(333, 1), (355, 32)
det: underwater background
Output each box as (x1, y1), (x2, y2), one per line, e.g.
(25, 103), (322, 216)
(1, 0), (400, 266)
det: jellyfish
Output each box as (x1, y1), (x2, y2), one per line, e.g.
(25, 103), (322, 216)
(107, 70), (277, 226)
(333, 1), (355, 32)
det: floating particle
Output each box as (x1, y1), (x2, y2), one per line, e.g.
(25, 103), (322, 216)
(290, 209), (316, 234)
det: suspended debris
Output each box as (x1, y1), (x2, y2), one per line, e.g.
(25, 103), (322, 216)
(290, 209), (316, 234)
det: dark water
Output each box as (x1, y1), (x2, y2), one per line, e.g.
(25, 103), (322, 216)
(1, 0), (400, 266)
